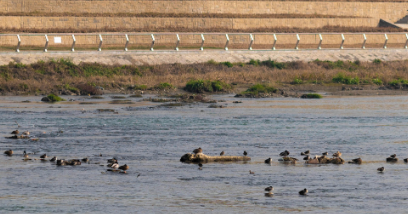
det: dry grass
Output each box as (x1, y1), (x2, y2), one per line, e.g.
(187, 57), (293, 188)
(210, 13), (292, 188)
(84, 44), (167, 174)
(2, 59), (408, 95)
(47, 0), (408, 2)
(0, 12), (363, 18)
(0, 26), (405, 34)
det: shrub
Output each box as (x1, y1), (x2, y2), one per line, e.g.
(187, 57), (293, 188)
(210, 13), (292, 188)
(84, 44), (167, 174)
(184, 79), (231, 93)
(154, 82), (173, 90)
(77, 84), (102, 95)
(243, 84), (277, 96)
(261, 59), (286, 69)
(64, 84), (80, 94)
(47, 94), (66, 102)
(207, 59), (218, 65)
(301, 93), (322, 99)
(372, 78), (383, 85)
(222, 61), (233, 68)
(388, 79), (408, 87)
(373, 59), (382, 64)
(292, 78), (303, 84)
(332, 73), (359, 85)
(249, 59), (260, 66)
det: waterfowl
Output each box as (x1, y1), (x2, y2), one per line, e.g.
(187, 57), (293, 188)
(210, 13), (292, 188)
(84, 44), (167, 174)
(377, 167), (384, 172)
(23, 150), (28, 158)
(40, 154), (47, 159)
(303, 156), (310, 161)
(265, 186), (274, 192)
(322, 152), (328, 156)
(249, 170), (255, 174)
(56, 159), (65, 166)
(264, 192), (274, 197)
(193, 147), (203, 154)
(386, 156), (398, 162)
(279, 150), (290, 157)
(108, 163), (119, 169)
(22, 131), (29, 136)
(404, 158), (408, 163)
(107, 158), (118, 164)
(264, 158), (272, 164)
(390, 154), (397, 158)
(11, 130), (19, 135)
(243, 151), (248, 156)
(69, 160), (81, 165)
(332, 151), (342, 157)
(119, 164), (129, 171)
(198, 163), (203, 167)
(82, 158), (89, 162)
(220, 151), (225, 156)
(50, 156), (57, 161)
(299, 188), (308, 195)
(4, 150), (13, 156)
(300, 150), (310, 156)
(348, 158), (362, 164)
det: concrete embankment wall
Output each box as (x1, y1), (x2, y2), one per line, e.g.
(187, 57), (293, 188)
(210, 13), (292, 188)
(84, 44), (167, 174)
(0, 33), (406, 50)
(1, 49), (407, 66)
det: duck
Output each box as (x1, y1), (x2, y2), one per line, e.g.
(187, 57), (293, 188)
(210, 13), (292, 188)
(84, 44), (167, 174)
(264, 192), (274, 197)
(107, 158), (118, 164)
(40, 154), (47, 159)
(108, 163), (119, 169)
(193, 147), (203, 154)
(303, 156), (310, 161)
(4, 150), (13, 156)
(332, 151), (342, 157)
(198, 163), (203, 167)
(82, 158), (89, 162)
(300, 150), (310, 156)
(249, 170), (255, 174)
(279, 150), (290, 157)
(22, 131), (29, 136)
(23, 150), (28, 158)
(404, 158), (408, 163)
(11, 130), (19, 135)
(377, 167), (384, 172)
(118, 164), (129, 171)
(220, 151), (225, 156)
(265, 186), (273, 192)
(348, 158), (362, 164)
(243, 151), (248, 156)
(50, 156), (57, 162)
(56, 159), (65, 166)
(264, 158), (272, 164)
(386, 156), (398, 162)
(390, 154), (397, 158)
(322, 152), (328, 156)
(299, 188), (308, 195)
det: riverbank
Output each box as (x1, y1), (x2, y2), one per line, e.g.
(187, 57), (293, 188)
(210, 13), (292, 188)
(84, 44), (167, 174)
(2, 58), (408, 97)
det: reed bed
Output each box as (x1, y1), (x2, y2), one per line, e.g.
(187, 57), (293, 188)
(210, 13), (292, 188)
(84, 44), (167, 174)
(2, 59), (408, 95)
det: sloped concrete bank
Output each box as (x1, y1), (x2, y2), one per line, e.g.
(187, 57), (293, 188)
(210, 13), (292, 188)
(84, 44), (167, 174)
(1, 49), (408, 65)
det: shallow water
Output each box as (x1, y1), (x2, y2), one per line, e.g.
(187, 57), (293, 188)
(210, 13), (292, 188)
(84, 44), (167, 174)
(1, 95), (408, 213)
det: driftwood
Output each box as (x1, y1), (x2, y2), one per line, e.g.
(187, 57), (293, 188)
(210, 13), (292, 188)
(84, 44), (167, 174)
(180, 153), (251, 163)
(5, 135), (30, 139)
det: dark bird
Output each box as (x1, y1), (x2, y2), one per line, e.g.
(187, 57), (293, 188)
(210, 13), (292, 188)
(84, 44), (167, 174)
(50, 156), (57, 161)
(82, 158), (89, 162)
(390, 154), (397, 158)
(198, 163), (203, 167)
(4, 150), (13, 156)
(249, 170), (255, 174)
(243, 151), (248, 156)
(322, 152), (328, 156)
(348, 158), (362, 164)
(377, 167), (384, 172)
(107, 158), (118, 164)
(40, 154), (47, 159)
(137, 173), (141, 177)
(404, 158), (408, 163)
(11, 130), (19, 135)
(299, 188), (308, 195)
(23, 150), (28, 158)
(265, 186), (273, 192)
(300, 150), (310, 155)
(303, 156), (310, 161)
(264, 158), (272, 164)
(119, 164), (129, 171)
(220, 151), (225, 156)
(193, 147), (203, 154)
(279, 150), (290, 157)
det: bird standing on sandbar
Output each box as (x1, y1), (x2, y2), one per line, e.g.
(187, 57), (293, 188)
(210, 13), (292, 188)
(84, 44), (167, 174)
(119, 164), (129, 171)
(4, 150), (13, 156)
(11, 130), (19, 135)
(377, 167), (384, 172)
(40, 154), (47, 159)
(279, 150), (290, 157)
(220, 151), (225, 156)
(193, 147), (203, 154)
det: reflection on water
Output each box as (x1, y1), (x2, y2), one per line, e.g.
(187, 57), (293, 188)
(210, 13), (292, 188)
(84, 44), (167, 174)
(1, 95), (408, 213)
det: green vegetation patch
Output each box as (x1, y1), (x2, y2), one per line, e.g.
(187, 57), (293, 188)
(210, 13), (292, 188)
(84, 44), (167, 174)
(47, 94), (66, 102)
(332, 73), (360, 85)
(184, 79), (231, 93)
(300, 93), (323, 99)
(153, 82), (173, 90)
(389, 78), (408, 87)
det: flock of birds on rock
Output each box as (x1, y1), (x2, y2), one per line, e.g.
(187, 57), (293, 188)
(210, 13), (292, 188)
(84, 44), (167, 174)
(4, 130), (131, 174)
(191, 147), (408, 196)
